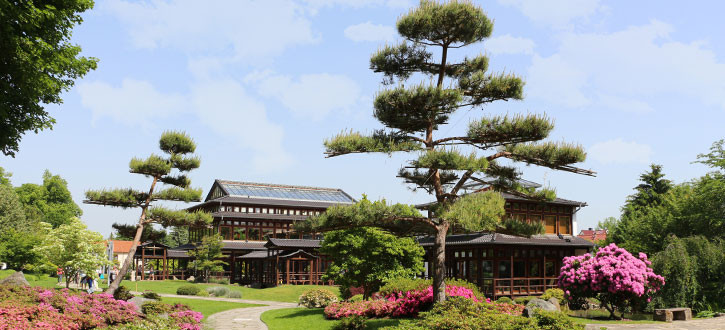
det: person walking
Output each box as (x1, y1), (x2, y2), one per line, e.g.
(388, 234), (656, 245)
(56, 268), (63, 285)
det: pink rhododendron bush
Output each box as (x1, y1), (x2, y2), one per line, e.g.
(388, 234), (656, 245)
(324, 284), (523, 319)
(0, 285), (202, 330)
(558, 243), (665, 319)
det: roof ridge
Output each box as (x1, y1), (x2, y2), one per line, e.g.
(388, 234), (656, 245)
(217, 179), (343, 192)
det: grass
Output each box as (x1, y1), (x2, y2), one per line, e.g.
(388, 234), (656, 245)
(118, 280), (339, 303)
(261, 307), (401, 330)
(567, 309), (658, 325)
(0, 269), (59, 288)
(159, 296), (264, 321)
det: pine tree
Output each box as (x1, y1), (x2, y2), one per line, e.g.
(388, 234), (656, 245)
(301, 1), (594, 303)
(188, 234), (227, 283)
(84, 131), (212, 293)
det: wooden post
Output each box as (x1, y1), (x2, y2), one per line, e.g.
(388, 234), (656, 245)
(510, 254), (514, 297)
(141, 248), (145, 281)
(286, 259), (290, 284)
(230, 252), (236, 284)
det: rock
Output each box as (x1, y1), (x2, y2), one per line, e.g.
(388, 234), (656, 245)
(186, 276), (195, 282)
(523, 298), (559, 317)
(547, 297), (561, 311)
(0, 271), (30, 286)
(128, 296), (153, 313)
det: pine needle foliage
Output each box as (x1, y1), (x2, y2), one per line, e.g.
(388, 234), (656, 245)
(308, 0), (594, 303)
(84, 131), (211, 294)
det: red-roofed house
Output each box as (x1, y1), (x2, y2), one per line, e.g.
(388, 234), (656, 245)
(107, 240), (134, 266)
(577, 228), (607, 242)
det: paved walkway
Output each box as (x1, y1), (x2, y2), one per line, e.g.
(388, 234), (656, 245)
(585, 316), (725, 330)
(132, 292), (298, 330)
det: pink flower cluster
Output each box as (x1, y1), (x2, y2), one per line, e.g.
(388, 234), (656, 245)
(558, 243), (665, 302)
(0, 286), (139, 330)
(170, 310), (204, 330)
(325, 284), (514, 320)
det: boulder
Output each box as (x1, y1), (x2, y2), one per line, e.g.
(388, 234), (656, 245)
(0, 271), (30, 286)
(523, 298), (559, 317)
(186, 276), (195, 282)
(547, 297), (562, 311)
(128, 296), (153, 313)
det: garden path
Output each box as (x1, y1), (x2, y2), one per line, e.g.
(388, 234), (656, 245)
(585, 316), (725, 330)
(136, 292), (298, 330)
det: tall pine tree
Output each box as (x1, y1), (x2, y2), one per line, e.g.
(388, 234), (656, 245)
(84, 131), (211, 293)
(300, 1), (594, 303)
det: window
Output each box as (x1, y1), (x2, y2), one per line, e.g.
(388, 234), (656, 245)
(544, 215), (557, 234)
(529, 214), (542, 225)
(482, 261), (493, 278)
(513, 261), (526, 278)
(559, 216), (571, 235)
(545, 261), (556, 277)
(529, 261), (541, 277)
(498, 261), (511, 278)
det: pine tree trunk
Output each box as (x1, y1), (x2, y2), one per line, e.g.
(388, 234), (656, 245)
(105, 177), (158, 294)
(432, 222), (449, 303)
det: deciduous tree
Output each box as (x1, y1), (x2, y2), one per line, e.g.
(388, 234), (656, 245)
(188, 234), (226, 283)
(321, 225), (425, 300)
(1, 0), (98, 156)
(35, 218), (108, 288)
(14, 170), (82, 228)
(300, 0), (592, 302)
(84, 131), (212, 293)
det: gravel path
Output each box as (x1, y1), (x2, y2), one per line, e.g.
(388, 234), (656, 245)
(584, 316), (725, 330)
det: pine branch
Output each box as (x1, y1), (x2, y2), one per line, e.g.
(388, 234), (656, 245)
(497, 218), (545, 237)
(459, 71), (524, 106)
(408, 149), (488, 172)
(438, 191), (505, 231)
(152, 187), (203, 202)
(170, 154), (201, 171)
(324, 129), (423, 157)
(374, 84), (462, 133)
(84, 188), (148, 208)
(146, 207), (213, 227)
(396, 1), (493, 47)
(129, 155), (171, 177)
(397, 168), (459, 193)
(159, 174), (191, 188)
(503, 142), (596, 176)
(159, 131), (196, 154)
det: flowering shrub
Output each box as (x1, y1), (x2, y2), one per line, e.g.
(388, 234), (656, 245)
(0, 285), (202, 330)
(0, 285), (138, 329)
(558, 243), (665, 319)
(299, 289), (340, 308)
(324, 284), (512, 319)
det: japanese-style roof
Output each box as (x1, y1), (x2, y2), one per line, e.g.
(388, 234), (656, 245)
(416, 191), (586, 209)
(212, 211), (309, 221)
(238, 250), (277, 259)
(417, 232), (595, 248)
(265, 238), (321, 249)
(174, 241), (267, 251)
(107, 240), (134, 254)
(278, 249), (320, 259)
(577, 229), (607, 242)
(205, 180), (355, 204)
(138, 242), (170, 249)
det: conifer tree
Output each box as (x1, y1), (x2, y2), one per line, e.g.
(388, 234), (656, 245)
(84, 131), (212, 293)
(301, 1), (594, 303)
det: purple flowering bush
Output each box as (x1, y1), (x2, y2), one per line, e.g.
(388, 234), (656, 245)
(558, 243), (665, 319)
(325, 284), (521, 319)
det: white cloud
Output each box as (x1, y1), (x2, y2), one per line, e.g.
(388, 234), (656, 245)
(250, 72), (362, 120)
(527, 20), (725, 111)
(344, 22), (396, 42)
(497, 0), (603, 28)
(485, 34), (535, 55)
(304, 0), (409, 9)
(589, 139), (652, 165)
(78, 79), (188, 127)
(104, 0), (318, 61)
(78, 78), (291, 172)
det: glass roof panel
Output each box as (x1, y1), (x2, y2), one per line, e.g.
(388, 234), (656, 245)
(220, 183), (353, 203)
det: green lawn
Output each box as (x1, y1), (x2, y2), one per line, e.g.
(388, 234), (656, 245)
(568, 309), (657, 325)
(0, 269), (59, 288)
(261, 307), (401, 330)
(119, 280), (339, 303)
(159, 296), (263, 321)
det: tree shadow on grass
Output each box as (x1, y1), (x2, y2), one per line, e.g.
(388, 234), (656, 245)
(276, 308), (326, 319)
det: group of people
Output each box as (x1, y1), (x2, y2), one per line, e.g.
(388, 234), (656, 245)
(56, 267), (120, 294)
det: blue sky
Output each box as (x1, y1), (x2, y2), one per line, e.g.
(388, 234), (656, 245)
(3, 0), (725, 236)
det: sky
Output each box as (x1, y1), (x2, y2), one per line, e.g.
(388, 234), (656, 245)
(3, 0), (725, 237)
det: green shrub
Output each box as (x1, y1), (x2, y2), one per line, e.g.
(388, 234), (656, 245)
(514, 296), (535, 305)
(334, 315), (367, 330)
(348, 294), (364, 302)
(206, 286), (230, 297)
(113, 285), (134, 301)
(142, 290), (161, 300)
(211, 278), (230, 285)
(541, 288), (565, 302)
(109, 315), (177, 330)
(379, 277), (431, 297)
(299, 289), (339, 308)
(227, 290), (242, 299)
(496, 296), (513, 304)
(532, 310), (583, 330)
(196, 290), (209, 297)
(141, 301), (173, 315)
(176, 285), (200, 296)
